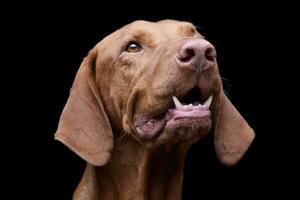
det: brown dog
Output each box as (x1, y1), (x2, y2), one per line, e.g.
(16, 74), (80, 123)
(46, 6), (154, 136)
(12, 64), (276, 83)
(55, 20), (255, 200)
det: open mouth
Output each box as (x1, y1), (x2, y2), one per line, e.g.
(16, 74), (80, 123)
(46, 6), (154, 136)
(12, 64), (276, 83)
(167, 87), (212, 121)
(134, 86), (213, 141)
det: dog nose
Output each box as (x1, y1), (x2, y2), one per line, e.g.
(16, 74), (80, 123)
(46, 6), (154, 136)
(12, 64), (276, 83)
(176, 38), (217, 72)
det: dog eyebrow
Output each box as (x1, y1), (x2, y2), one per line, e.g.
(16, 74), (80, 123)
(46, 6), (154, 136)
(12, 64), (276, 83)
(130, 29), (157, 48)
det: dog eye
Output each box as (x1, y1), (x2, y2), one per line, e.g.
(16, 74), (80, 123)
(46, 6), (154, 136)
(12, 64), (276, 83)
(125, 42), (142, 53)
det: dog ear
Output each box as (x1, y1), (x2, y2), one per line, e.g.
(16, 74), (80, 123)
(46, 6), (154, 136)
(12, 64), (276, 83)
(214, 91), (255, 166)
(55, 48), (113, 166)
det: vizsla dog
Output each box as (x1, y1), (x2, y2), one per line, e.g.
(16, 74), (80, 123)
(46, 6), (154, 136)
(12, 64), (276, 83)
(55, 20), (255, 200)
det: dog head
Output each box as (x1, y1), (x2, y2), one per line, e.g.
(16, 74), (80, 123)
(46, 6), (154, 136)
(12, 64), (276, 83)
(55, 20), (254, 166)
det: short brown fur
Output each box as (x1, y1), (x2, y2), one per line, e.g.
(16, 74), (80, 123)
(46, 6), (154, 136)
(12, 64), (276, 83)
(55, 20), (254, 200)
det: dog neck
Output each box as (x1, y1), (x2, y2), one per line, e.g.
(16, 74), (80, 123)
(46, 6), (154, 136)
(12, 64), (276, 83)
(73, 136), (189, 200)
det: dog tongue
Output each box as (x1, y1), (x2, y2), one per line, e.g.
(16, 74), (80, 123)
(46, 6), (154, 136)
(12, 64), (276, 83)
(167, 96), (212, 120)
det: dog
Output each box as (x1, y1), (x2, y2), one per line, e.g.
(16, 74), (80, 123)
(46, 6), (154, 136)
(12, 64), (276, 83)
(55, 19), (255, 200)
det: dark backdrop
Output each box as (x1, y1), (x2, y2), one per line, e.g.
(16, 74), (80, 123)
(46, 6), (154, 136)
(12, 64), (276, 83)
(5, 2), (297, 199)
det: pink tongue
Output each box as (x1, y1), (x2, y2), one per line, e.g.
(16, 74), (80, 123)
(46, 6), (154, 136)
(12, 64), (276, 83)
(167, 104), (210, 120)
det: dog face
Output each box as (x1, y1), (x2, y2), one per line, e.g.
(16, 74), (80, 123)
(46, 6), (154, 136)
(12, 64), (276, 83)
(96, 20), (219, 144)
(55, 20), (254, 166)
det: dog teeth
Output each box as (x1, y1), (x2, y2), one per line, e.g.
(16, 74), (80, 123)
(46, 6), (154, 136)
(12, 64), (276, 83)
(203, 95), (213, 108)
(172, 95), (213, 108)
(172, 96), (182, 108)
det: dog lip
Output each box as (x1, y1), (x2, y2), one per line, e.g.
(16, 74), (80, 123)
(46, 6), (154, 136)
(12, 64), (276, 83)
(134, 116), (166, 141)
(133, 85), (214, 141)
(133, 98), (212, 141)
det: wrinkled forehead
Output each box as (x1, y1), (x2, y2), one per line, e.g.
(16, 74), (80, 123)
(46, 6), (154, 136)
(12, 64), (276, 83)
(122, 20), (202, 41)
(96, 20), (203, 55)
(101, 20), (201, 44)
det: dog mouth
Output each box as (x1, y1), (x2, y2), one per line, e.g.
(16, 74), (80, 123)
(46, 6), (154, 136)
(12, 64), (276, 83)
(134, 86), (213, 141)
(167, 89), (212, 121)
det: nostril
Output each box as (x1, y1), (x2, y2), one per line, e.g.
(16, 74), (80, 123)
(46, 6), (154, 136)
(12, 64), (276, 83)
(178, 48), (195, 62)
(205, 47), (217, 61)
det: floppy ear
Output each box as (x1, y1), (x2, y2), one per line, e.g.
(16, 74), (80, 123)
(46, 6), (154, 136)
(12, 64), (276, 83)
(214, 92), (255, 166)
(55, 48), (113, 166)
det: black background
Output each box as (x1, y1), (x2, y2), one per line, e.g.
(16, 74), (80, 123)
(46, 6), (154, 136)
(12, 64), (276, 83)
(4, 2), (298, 199)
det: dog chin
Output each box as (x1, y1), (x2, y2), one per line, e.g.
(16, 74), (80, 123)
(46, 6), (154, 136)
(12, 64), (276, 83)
(164, 116), (212, 140)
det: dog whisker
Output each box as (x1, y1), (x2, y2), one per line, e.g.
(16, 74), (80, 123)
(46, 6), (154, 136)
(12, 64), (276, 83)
(117, 131), (126, 142)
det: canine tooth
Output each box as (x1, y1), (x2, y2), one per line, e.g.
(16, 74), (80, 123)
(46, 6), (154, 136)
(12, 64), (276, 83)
(204, 95), (213, 107)
(172, 96), (182, 108)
